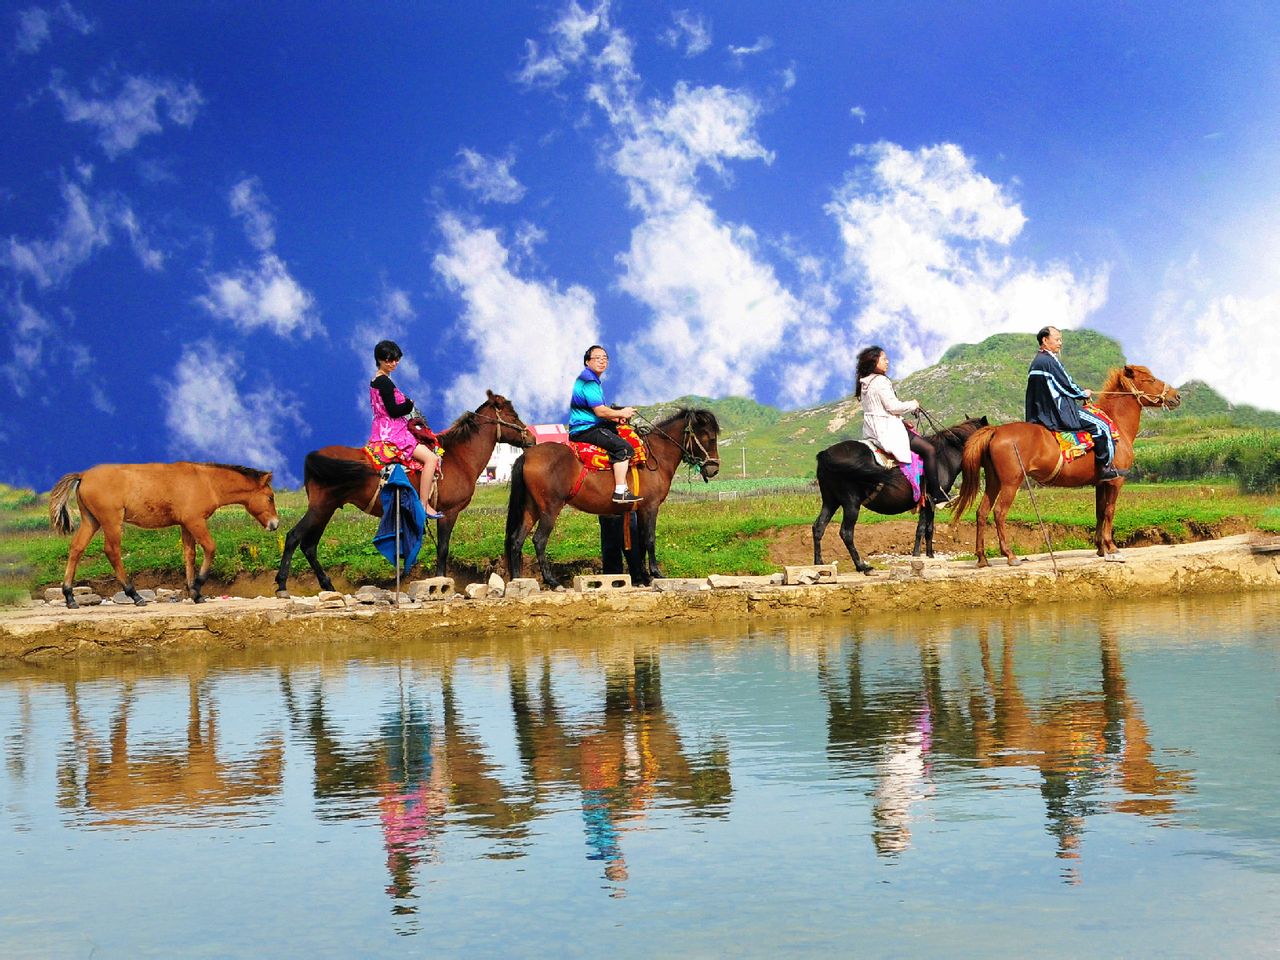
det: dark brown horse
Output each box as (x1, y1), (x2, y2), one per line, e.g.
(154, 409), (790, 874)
(274, 390), (532, 597)
(505, 408), (721, 587)
(813, 417), (989, 573)
(48, 461), (280, 607)
(950, 365), (1180, 566)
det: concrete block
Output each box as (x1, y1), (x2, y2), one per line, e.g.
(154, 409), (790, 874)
(573, 574), (631, 593)
(464, 583), (489, 600)
(707, 574), (784, 589)
(44, 588), (65, 603)
(317, 590), (346, 609)
(487, 572), (506, 598)
(783, 564), (837, 585)
(408, 578), (454, 602)
(651, 578), (710, 592)
(506, 578), (540, 599)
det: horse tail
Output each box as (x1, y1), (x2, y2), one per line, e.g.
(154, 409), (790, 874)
(948, 426), (997, 533)
(303, 451), (376, 495)
(48, 473), (83, 534)
(504, 454), (527, 570)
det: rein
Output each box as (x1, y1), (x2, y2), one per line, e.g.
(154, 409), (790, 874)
(634, 413), (720, 475)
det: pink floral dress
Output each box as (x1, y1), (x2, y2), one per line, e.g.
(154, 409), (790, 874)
(367, 381), (417, 467)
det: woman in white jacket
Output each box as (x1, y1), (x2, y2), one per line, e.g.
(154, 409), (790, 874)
(856, 345), (951, 506)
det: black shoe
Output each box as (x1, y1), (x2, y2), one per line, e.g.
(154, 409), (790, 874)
(612, 491), (643, 504)
(1097, 465), (1124, 482)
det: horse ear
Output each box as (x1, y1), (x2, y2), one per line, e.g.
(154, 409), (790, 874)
(487, 388), (495, 400)
(261, 472), (273, 487)
(1123, 364), (1136, 377)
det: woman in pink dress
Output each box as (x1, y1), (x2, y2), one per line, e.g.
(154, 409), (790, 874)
(369, 340), (443, 518)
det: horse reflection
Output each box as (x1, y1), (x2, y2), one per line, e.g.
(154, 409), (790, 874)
(58, 678), (284, 826)
(511, 650), (731, 895)
(820, 622), (1190, 872)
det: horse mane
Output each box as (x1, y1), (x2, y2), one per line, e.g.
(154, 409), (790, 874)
(439, 411), (483, 445)
(199, 462), (271, 482)
(1100, 367), (1128, 395)
(655, 407), (720, 435)
(924, 416), (987, 448)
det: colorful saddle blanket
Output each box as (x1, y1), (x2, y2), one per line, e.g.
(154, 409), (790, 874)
(364, 441), (422, 475)
(858, 440), (925, 505)
(1054, 404), (1119, 463)
(569, 424), (649, 470)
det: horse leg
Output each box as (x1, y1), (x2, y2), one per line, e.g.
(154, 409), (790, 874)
(180, 527), (198, 598)
(276, 504), (338, 597)
(531, 507), (565, 588)
(812, 478), (839, 565)
(61, 512), (101, 608)
(185, 519), (217, 603)
(912, 503), (935, 557)
(991, 474), (1021, 567)
(435, 516), (455, 578)
(639, 509), (661, 583)
(973, 469), (999, 568)
(99, 514), (145, 605)
(838, 496), (873, 574)
(1098, 480), (1123, 559)
(506, 506), (536, 580)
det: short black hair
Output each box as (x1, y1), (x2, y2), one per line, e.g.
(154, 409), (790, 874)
(375, 339), (403, 363)
(1036, 326), (1057, 346)
(583, 344), (608, 364)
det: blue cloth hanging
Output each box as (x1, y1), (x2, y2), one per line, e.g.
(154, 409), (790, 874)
(373, 466), (426, 573)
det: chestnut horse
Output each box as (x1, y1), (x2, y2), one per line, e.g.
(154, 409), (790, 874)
(505, 408), (721, 587)
(813, 416), (989, 573)
(274, 390), (532, 597)
(949, 365), (1181, 566)
(48, 462), (280, 607)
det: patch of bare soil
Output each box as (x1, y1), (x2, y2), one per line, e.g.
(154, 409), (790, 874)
(769, 518), (1255, 567)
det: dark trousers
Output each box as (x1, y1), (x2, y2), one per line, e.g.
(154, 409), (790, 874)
(569, 423), (633, 463)
(909, 433), (948, 502)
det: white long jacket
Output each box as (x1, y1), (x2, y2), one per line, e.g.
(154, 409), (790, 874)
(859, 374), (919, 463)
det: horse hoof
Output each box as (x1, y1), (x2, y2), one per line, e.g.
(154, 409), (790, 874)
(193, 595), (206, 604)
(276, 590), (291, 599)
(1008, 556), (1022, 567)
(133, 597), (147, 606)
(65, 599), (79, 609)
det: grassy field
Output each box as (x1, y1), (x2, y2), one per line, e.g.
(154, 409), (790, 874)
(1, 476), (1277, 598)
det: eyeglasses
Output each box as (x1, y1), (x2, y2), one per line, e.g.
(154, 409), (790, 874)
(589, 355), (609, 362)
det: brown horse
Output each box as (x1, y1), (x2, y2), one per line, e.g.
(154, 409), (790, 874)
(274, 390), (532, 597)
(48, 461), (280, 607)
(949, 365), (1181, 566)
(505, 408), (720, 587)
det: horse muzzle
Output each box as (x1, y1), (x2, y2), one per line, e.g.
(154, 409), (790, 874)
(700, 460), (720, 481)
(265, 517), (280, 531)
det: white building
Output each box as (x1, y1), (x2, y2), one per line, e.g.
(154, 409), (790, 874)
(479, 424), (568, 483)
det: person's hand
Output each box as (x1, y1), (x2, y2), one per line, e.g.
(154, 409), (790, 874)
(1083, 389), (1092, 400)
(617, 406), (637, 421)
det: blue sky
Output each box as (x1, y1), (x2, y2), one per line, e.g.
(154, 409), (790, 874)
(4, 1), (1279, 489)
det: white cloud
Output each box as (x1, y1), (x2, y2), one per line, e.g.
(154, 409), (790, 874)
(51, 73), (201, 159)
(1147, 259), (1280, 410)
(114, 205), (165, 271)
(348, 283), (423, 415)
(14, 2), (91, 54)
(3, 179), (111, 288)
(163, 341), (304, 482)
(198, 254), (318, 338)
(827, 141), (1108, 374)
(728, 36), (773, 59)
(850, 105), (866, 124)
(0, 289), (55, 396)
(433, 212), (599, 421)
(200, 179), (319, 337)
(453, 148), (526, 204)
(659, 10), (710, 57)
(229, 177), (276, 251)
(516, 1), (610, 88)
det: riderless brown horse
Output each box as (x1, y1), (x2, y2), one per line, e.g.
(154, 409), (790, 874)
(48, 461), (280, 607)
(813, 417), (989, 573)
(949, 365), (1180, 566)
(505, 408), (720, 587)
(274, 390), (532, 597)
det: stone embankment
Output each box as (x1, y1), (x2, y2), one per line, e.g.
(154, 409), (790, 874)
(4, 534), (1278, 662)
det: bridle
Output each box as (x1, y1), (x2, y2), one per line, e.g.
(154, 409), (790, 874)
(636, 413), (720, 475)
(473, 409), (533, 446)
(1095, 376), (1177, 409)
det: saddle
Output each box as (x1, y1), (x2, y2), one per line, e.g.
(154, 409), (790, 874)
(857, 439), (925, 506)
(1051, 404), (1119, 464)
(362, 418), (444, 476)
(568, 423), (649, 469)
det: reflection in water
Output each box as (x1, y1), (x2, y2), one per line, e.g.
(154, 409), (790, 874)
(57, 676), (284, 827)
(3, 596), (1274, 955)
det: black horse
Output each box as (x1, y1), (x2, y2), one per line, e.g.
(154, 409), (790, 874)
(813, 417), (989, 573)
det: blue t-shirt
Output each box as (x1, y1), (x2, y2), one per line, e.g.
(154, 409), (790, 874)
(568, 367), (606, 434)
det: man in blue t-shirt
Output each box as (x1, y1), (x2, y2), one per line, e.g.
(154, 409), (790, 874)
(569, 345), (643, 504)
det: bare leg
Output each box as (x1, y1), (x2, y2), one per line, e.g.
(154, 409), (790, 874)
(411, 443), (442, 516)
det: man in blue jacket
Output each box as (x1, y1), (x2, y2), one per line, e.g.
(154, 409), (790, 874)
(569, 345), (643, 504)
(1025, 326), (1121, 481)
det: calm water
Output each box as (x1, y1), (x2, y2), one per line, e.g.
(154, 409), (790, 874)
(2, 595), (1279, 959)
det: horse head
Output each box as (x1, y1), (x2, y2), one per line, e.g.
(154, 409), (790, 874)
(666, 408), (720, 481)
(247, 472), (280, 531)
(482, 389), (535, 447)
(1119, 365), (1182, 410)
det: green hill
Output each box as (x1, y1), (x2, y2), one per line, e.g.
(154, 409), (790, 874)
(642, 331), (1278, 478)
